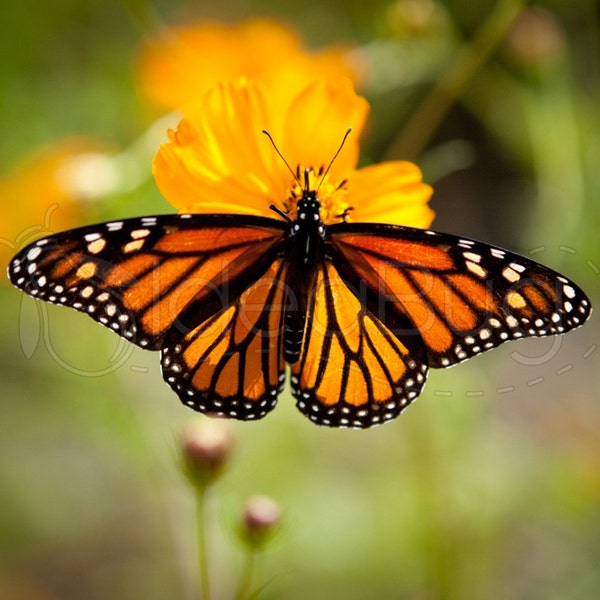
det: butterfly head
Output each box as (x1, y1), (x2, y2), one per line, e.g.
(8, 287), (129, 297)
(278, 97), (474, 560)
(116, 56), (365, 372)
(287, 175), (325, 238)
(297, 168), (321, 214)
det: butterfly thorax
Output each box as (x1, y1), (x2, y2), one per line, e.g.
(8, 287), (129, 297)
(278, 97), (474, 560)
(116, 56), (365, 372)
(282, 189), (326, 364)
(287, 190), (326, 265)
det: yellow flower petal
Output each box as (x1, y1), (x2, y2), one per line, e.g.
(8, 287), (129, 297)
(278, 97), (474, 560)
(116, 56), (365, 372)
(138, 19), (361, 121)
(154, 78), (372, 217)
(282, 78), (370, 182)
(348, 161), (435, 228)
(153, 80), (284, 216)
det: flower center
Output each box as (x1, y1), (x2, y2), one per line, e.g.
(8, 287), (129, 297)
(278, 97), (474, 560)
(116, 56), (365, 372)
(283, 166), (352, 225)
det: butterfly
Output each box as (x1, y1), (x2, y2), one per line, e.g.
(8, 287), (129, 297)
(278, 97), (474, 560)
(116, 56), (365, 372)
(8, 170), (592, 428)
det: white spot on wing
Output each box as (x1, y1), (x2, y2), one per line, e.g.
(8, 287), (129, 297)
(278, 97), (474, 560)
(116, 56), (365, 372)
(26, 247), (42, 261)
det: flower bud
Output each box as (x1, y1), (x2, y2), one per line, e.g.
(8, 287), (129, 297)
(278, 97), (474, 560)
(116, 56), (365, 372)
(240, 495), (282, 550)
(180, 418), (236, 488)
(504, 8), (566, 69)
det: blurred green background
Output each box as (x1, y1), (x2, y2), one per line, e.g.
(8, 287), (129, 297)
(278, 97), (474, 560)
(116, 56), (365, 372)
(1, 1), (598, 599)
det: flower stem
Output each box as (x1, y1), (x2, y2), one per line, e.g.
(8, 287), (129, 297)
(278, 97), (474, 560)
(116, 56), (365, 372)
(386, 0), (525, 160)
(235, 548), (259, 600)
(196, 488), (211, 600)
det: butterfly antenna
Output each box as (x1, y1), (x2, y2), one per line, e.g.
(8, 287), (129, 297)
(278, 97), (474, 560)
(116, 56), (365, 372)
(316, 127), (352, 194)
(262, 129), (301, 187)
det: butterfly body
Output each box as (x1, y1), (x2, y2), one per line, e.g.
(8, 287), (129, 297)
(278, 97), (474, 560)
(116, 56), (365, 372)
(8, 195), (591, 428)
(281, 189), (327, 364)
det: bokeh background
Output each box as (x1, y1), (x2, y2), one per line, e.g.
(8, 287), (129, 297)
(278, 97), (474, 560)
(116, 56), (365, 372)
(1, 1), (598, 599)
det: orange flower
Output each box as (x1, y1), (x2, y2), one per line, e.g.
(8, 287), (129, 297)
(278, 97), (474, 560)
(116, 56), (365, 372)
(0, 140), (105, 275)
(153, 78), (434, 229)
(137, 18), (362, 122)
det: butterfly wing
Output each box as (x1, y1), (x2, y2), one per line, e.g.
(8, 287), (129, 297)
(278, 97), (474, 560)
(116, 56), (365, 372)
(328, 223), (591, 369)
(292, 223), (591, 429)
(8, 214), (286, 350)
(161, 259), (288, 419)
(291, 261), (428, 428)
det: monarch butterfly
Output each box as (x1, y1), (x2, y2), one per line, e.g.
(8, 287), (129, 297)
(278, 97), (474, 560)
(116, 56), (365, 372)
(8, 166), (591, 428)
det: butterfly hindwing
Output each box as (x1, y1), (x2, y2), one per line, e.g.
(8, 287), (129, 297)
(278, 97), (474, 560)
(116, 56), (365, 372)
(8, 214), (286, 350)
(291, 261), (428, 428)
(328, 223), (591, 369)
(161, 259), (287, 419)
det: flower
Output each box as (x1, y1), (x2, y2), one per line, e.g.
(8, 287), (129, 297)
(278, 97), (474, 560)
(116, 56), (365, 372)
(153, 78), (434, 229)
(0, 139), (109, 277)
(137, 18), (362, 123)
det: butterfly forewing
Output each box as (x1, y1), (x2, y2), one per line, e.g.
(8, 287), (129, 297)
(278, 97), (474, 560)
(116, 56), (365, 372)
(8, 214), (286, 350)
(329, 223), (591, 369)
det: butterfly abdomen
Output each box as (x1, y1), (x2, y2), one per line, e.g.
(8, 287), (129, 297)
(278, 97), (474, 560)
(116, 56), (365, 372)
(281, 189), (327, 364)
(283, 311), (305, 363)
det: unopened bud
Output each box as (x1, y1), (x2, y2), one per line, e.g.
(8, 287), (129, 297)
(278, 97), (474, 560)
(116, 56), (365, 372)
(180, 418), (236, 487)
(504, 8), (567, 69)
(240, 495), (282, 550)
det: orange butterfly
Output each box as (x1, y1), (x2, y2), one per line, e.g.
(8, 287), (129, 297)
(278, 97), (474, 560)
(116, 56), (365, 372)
(8, 171), (591, 428)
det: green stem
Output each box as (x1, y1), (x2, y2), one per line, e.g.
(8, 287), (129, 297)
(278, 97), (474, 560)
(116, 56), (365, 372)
(409, 412), (458, 600)
(386, 0), (526, 160)
(196, 488), (211, 600)
(235, 548), (258, 600)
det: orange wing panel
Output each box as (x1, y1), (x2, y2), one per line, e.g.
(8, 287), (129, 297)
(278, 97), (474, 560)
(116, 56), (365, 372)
(292, 263), (427, 428)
